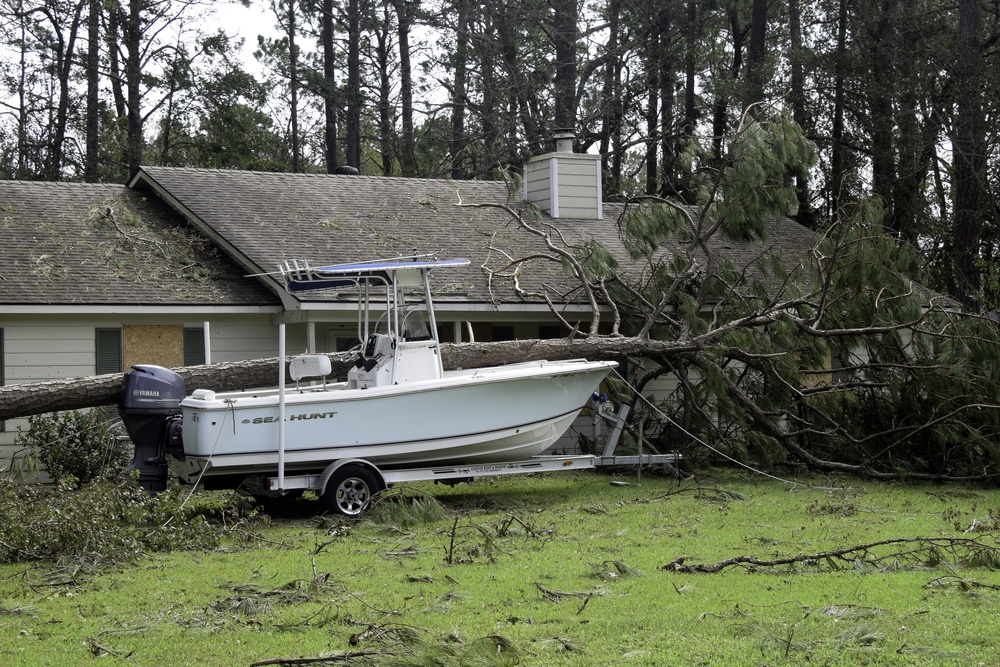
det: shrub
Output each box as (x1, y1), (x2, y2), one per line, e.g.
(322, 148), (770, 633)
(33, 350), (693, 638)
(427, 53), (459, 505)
(0, 478), (259, 569)
(15, 408), (132, 485)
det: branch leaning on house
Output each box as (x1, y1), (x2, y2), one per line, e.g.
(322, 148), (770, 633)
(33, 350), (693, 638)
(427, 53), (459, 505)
(458, 194), (603, 336)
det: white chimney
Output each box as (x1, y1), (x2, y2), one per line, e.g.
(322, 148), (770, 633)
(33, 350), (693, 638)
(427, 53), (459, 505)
(524, 130), (603, 220)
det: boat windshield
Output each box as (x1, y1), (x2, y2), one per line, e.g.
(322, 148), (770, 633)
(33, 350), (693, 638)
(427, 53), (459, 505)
(401, 305), (432, 341)
(372, 304), (433, 341)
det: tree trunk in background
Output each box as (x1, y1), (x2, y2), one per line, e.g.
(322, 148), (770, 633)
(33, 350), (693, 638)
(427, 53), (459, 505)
(644, 2), (659, 195)
(322, 0), (338, 172)
(599, 0), (622, 194)
(477, 11), (499, 178)
(124, 0), (143, 178)
(829, 0), (847, 217)
(683, 0), (696, 138)
(450, 0), (469, 179)
(85, 0), (100, 181)
(48, 0), (84, 181)
(868, 0), (899, 234)
(288, 0), (300, 172)
(787, 0), (813, 226)
(376, 5), (393, 175)
(497, 5), (541, 153)
(657, 3), (675, 198)
(346, 0), (362, 169)
(552, 0), (577, 131)
(712, 6), (743, 160)
(953, 0), (985, 308)
(746, 0), (767, 110)
(107, 8), (126, 120)
(394, 0), (418, 176)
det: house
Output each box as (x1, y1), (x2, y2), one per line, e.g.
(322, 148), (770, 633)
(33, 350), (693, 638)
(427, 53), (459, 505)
(0, 139), (820, 463)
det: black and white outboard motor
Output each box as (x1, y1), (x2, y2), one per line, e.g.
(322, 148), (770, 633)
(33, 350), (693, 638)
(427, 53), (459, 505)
(119, 365), (185, 494)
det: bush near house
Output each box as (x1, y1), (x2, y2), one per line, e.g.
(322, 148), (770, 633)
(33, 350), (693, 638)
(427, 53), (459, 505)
(15, 408), (132, 485)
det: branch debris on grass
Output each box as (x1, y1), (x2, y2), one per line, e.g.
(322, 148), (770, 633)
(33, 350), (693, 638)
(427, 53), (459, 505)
(249, 651), (390, 666)
(660, 536), (1000, 573)
(534, 582), (602, 614)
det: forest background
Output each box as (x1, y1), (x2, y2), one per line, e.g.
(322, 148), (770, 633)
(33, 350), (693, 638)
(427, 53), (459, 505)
(5, 0), (1000, 482)
(1, 0), (995, 308)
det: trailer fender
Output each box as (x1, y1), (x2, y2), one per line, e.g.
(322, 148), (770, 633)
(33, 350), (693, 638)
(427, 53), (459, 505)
(317, 458), (387, 496)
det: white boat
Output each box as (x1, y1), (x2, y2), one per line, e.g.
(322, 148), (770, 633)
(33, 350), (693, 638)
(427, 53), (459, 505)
(120, 257), (616, 513)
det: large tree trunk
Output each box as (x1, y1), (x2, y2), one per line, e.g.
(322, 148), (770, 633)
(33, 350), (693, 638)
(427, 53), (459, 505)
(0, 338), (696, 422)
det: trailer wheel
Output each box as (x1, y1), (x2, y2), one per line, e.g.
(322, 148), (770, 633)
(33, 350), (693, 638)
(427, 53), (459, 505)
(320, 465), (380, 516)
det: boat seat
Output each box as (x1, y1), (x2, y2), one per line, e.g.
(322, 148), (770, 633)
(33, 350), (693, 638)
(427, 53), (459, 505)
(290, 354), (332, 388)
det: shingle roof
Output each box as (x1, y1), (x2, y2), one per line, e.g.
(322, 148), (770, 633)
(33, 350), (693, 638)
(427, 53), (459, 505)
(0, 181), (280, 306)
(131, 167), (821, 307)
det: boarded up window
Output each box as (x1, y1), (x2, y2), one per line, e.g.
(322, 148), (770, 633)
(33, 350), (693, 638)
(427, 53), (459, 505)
(184, 328), (206, 366)
(95, 328), (122, 374)
(123, 324), (183, 370)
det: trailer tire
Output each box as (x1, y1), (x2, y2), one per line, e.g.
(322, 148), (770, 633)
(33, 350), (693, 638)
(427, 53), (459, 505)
(320, 465), (380, 516)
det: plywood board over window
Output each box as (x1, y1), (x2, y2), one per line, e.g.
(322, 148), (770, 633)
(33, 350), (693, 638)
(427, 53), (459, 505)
(123, 324), (184, 370)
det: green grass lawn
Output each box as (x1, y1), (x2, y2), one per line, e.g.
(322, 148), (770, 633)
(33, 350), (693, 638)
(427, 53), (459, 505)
(3, 469), (1000, 666)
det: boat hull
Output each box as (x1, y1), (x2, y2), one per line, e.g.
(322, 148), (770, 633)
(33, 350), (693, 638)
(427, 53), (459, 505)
(177, 359), (615, 476)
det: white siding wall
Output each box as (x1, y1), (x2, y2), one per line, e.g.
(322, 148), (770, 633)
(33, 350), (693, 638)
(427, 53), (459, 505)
(554, 157), (601, 220)
(524, 160), (552, 211)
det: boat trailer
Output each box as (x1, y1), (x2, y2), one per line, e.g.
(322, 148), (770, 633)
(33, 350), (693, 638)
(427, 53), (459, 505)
(252, 392), (681, 515)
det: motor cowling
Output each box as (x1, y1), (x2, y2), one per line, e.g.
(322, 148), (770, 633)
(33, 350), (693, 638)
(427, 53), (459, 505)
(119, 365), (185, 494)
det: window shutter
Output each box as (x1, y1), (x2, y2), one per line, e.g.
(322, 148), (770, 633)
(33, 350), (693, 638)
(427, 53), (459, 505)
(183, 328), (206, 366)
(95, 328), (122, 374)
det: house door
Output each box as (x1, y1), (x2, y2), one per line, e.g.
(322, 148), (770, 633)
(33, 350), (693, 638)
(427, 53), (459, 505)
(123, 324), (184, 370)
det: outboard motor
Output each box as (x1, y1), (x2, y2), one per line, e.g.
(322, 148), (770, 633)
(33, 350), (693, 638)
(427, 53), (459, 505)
(119, 365), (185, 494)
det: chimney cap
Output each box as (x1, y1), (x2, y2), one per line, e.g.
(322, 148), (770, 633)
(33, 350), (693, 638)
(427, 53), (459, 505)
(552, 128), (575, 153)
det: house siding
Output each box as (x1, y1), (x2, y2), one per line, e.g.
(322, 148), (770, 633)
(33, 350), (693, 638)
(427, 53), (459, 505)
(0, 313), (284, 460)
(524, 153), (602, 220)
(524, 160), (552, 212)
